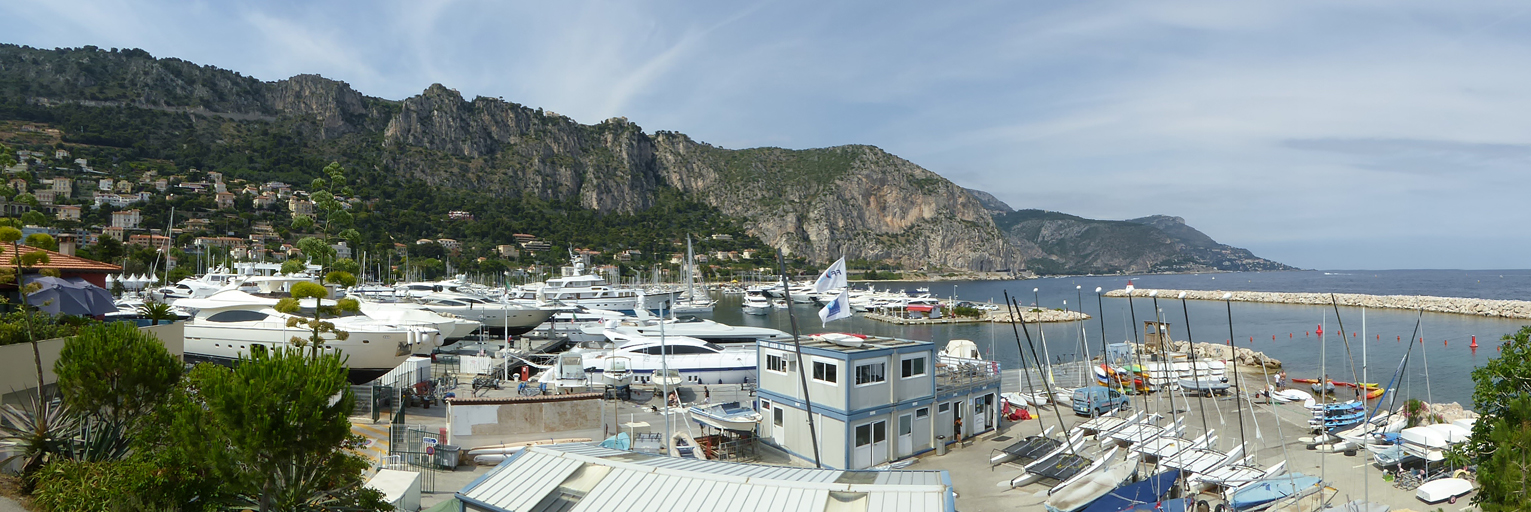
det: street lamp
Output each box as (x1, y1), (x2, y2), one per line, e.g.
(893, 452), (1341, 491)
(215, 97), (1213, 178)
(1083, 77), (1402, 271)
(1032, 287), (1040, 308)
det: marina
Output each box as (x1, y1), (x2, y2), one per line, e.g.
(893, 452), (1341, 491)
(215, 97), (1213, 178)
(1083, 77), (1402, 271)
(11, 265), (1518, 511)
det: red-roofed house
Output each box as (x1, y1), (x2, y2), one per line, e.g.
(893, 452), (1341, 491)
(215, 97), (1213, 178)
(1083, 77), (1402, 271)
(0, 245), (122, 289)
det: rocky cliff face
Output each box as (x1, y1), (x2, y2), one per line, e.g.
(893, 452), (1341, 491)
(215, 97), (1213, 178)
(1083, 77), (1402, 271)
(993, 209), (1293, 274)
(0, 44), (1291, 272)
(652, 137), (1023, 270)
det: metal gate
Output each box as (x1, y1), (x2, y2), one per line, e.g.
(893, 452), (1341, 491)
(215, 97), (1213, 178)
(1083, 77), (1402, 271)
(388, 424), (439, 493)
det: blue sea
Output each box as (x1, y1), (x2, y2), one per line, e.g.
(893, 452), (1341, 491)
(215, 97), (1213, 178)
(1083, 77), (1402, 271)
(709, 270), (1531, 408)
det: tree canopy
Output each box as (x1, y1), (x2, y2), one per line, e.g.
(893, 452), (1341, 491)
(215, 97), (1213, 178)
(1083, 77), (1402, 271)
(1466, 325), (1531, 510)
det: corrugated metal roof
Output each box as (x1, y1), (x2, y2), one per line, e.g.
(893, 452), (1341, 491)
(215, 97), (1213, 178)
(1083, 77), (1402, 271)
(459, 451), (583, 510)
(458, 443), (951, 512)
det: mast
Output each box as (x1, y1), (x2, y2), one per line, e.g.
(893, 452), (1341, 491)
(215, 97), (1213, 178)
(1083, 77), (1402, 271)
(1003, 292), (1051, 427)
(1009, 293), (1076, 456)
(1223, 294), (1249, 460)
(1178, 293), (1210, 438)
(776, 253), (821, 467)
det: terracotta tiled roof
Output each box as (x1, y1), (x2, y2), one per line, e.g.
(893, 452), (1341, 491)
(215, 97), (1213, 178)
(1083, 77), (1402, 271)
(0, 244), (122, 273)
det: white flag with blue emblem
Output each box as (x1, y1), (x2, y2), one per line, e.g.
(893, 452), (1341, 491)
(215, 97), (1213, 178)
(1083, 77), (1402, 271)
(813, 257), (847, 293)
(818, 289), (852, 326)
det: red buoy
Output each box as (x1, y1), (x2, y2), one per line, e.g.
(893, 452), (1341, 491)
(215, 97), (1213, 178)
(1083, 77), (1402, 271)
(1471, 336), (1478, 349)
(1444, 339), (1448, 346)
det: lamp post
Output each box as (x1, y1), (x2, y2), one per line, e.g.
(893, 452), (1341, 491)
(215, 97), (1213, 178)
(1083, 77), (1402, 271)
(1033, 287), (1040, 308)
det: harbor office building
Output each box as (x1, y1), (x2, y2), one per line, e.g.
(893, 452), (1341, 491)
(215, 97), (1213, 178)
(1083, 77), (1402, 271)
(756, 336), (1002, 469)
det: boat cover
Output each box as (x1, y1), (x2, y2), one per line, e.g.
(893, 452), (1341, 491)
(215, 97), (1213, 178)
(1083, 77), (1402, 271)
(1231, 473), (1322, 511)
(1044, 457), (1145, 512)
(1077, 470), (1182, 512)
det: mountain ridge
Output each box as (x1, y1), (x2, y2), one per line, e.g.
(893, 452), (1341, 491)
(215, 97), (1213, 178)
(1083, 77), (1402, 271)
(0, 43), (1284, 273)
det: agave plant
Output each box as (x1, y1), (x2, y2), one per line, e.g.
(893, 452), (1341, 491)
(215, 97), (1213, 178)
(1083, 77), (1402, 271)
(228, 458), (386, 512)
(0, 394), (82, 487)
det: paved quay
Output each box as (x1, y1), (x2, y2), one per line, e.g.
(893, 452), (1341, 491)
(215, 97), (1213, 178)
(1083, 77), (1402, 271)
(356, 368), (1465, 512)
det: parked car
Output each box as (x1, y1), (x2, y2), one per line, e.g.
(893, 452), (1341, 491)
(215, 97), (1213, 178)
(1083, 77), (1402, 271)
(1072, 386), (1130, 416)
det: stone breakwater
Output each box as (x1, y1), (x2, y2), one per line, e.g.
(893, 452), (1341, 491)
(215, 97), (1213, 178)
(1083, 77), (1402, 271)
(1104, 288), (1531, 319)
(1158, 340), (1283, 369)
(990, 309), (1092, 323)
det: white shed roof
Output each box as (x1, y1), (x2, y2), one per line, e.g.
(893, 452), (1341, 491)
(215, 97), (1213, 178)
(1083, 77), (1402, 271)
(458, 443), (952, 512)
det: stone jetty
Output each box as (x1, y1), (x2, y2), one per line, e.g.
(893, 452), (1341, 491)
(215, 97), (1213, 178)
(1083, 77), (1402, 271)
(1158, 339), (1283, 369)
(988, 308), (1091, 323)
(1105, 288), (1531, 319)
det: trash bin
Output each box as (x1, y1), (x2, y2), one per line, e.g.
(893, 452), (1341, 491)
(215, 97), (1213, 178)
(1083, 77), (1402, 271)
(935, 435), (947, 456)
(437, 445), (461, 468)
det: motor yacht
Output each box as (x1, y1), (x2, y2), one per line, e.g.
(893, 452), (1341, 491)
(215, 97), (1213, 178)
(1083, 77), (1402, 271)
(415, 292), (555, 335)
(355, 296), (483, 341)
(579, 313), (791, 345)
(574, 328), (756, 385)
(507, 258), (679, 312)
(742, 290), (771, 315)
(177, 291), (439, 383)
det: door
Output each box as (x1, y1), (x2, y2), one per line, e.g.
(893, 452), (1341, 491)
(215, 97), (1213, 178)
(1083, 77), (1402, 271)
(951, 401), (965, 440)
(975, 394), (992, 430)
(771, 404), (785, 447)
(854, 423), (873, 468)
(897, 413), (914, 457)
(871, 421), (888, 466)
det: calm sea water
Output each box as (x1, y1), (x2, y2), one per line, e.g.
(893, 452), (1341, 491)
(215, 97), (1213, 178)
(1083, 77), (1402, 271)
(708, 270), (1531, 408)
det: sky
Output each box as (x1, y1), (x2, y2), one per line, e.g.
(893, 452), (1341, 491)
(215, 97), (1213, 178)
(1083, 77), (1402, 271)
(4, 1), (1530, 270)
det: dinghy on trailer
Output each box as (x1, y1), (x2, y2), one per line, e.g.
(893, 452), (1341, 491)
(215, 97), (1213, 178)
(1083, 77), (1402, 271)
(1077, 469), (1184, 512)
(1109, 416), (1184, 446)
(1044, 453), (1144, 512)
(991, 426), (1059, 466)
(1008, 442), (1107, 489)
(1228, 472), (1322, 511)
(1415, 478), (1473, 505)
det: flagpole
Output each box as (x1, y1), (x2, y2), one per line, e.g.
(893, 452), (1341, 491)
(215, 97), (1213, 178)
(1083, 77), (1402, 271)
(778, 252), (821, 468)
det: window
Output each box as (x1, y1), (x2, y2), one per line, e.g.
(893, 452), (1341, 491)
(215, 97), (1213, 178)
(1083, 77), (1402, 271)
(765, 354), (788, 373)
(774, 407), (784, 427)
(812, 360), (838, 384)
(901, 356), (927, 378)
(916, 407), (929, 418)
(206, 310), (270, 323)
(761, 399), (772, 410)
(854, 361), (886, 386)
(938, 403), (950, 413)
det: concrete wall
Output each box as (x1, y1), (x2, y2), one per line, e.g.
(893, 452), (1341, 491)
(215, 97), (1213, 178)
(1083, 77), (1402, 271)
(0, 322), (183, 408)
(447, 394), (602, 440)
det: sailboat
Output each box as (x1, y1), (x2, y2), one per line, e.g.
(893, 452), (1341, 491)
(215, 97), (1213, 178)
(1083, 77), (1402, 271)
(991, 426), (1060, 466)
(1043, 452), (1142, 512)
(1076, 469), (1183, 512)
(670, 235), (715, 314)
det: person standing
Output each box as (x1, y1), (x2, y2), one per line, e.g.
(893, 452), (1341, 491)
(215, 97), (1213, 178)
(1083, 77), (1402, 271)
(954, 416), (964, 443)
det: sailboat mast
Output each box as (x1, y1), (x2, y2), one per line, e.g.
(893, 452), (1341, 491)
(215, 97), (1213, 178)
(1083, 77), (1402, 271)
(1179, 293), (1211, 439)
(1223, 294), (1248, 459)
(776, 253), (821, 468)
(1010, 294), (1077, 456)
(1002, 292), (1049, 428)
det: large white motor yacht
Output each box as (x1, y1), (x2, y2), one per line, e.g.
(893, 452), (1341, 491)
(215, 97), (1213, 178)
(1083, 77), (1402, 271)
(741, 290), (772, 316)
(355, 297), (483, 341)
(574, 328), (757, 386)
(578, 313), (792, 345)
(507, 259), (679, 312)
(414, 292), (555, 335)
(178, 291), (440, 383)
